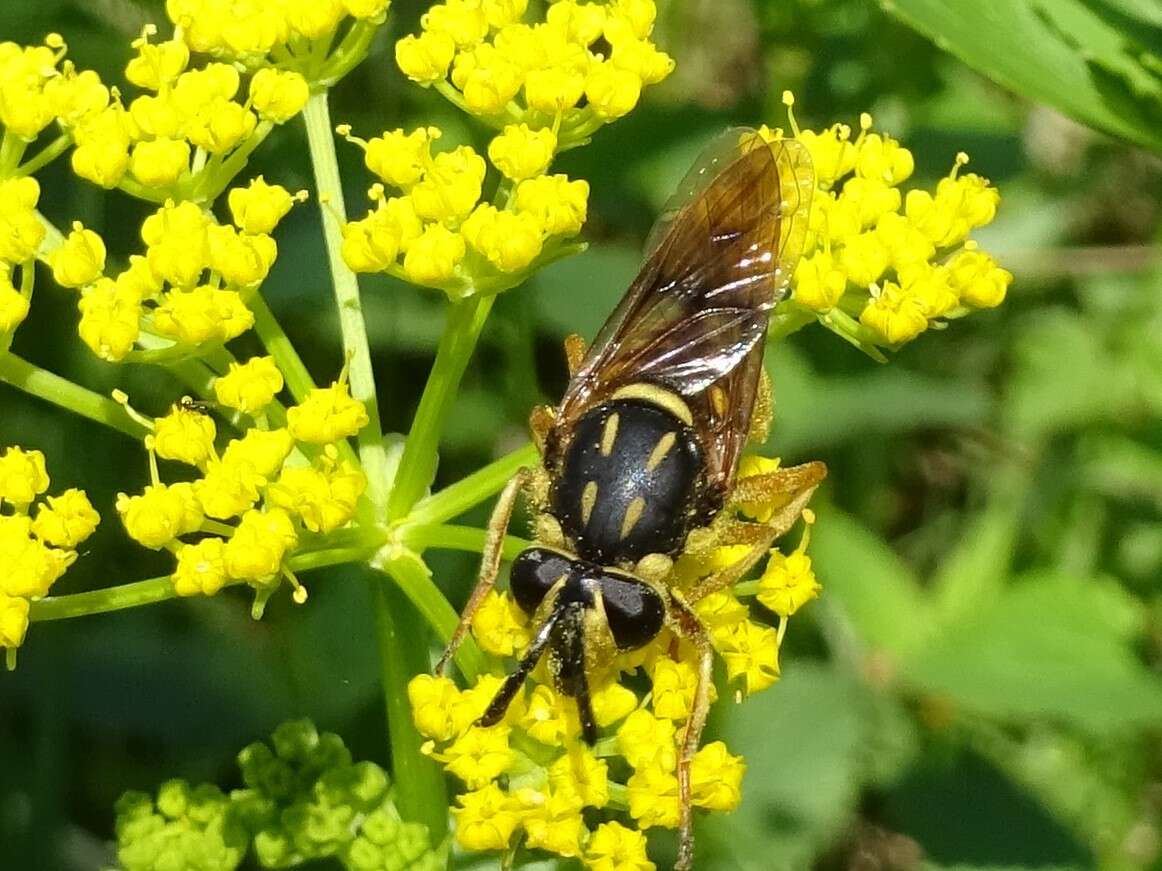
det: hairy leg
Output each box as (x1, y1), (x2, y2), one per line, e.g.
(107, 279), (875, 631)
(669, 590), (715, 871)
(434, 468), (532, 675)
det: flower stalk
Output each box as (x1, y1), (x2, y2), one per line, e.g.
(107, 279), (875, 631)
(302, 89), (389, 512)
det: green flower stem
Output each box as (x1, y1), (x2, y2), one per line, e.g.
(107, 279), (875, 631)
(386, 294), (494, 521)
(29, 543), (383, 623)
(191, 120), (275, 204)
(405, 442), (538, 528)
(372, 576), (449, 843)
(35, 211), (65, 255)
(16, 133), (71, 178)
(0, 128), (27, 175)
(29, 575), (175, 622)
(248, 290), (318, 403)
(403, 523), (529, 561)
(302, 89), (390, 512)
(767, 304), (816, 343)
(0, 353), (147, 440)
(166, 357), (219, 398)
(316, 20), (381, 87)
(377, 552), (486, 682)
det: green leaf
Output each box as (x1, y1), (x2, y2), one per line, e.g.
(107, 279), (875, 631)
(766, 345), (992, 457)
(930, 467), (1028, 627)
(809, 507), (931, 656)
(700, 663), (916, 871)
(881, 0), (1162, 153)
(903, 570), (1162, 733)
(1002, 309), (1142, 443)
(530, 244), (641, 340)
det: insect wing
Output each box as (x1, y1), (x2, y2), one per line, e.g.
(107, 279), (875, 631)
(554, 130), (813, 498)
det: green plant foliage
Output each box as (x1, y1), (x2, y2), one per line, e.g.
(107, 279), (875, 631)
(111, 720), (444, 871)
(882, 0), (1162, 153)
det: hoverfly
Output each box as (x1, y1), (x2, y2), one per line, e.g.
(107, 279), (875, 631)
(435, 128), (827, 869)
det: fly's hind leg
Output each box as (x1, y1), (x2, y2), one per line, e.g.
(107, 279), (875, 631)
(747, 366), (774, 445)
(434, 467), (532, 676)
(689, 460), (827, 603)
(564, 333), (587, 376)
(669, 590), (715, 871)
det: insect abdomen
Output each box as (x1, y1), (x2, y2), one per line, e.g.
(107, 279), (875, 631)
(551, 396), (702, 564)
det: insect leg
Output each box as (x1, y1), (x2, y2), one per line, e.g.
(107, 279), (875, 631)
(689, 461), (826, 603)
(730, 460), (827, 518)
(669, 589), (714, 871)
(528, 405), (555, 453)
(434, 467), (532, 676)
(564, 333), (587, 376)
(478, 607), (560, 727)
(747, 366), (774, 445)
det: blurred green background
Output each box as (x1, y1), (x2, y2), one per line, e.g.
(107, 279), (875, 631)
(2, 1), (1161, 869)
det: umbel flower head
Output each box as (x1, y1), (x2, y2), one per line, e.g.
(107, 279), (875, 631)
(62, 178), (304, 363)
(395, 0), (674, 145)
(770, 92), (1012, 355)
(408, 457), (821, 867)
(166, 0), (390, 71)
(110, 367), (369, 617)
(62, 25), (310, 202)
(339, 123), (588, 298)
(0, 446), (100, 667)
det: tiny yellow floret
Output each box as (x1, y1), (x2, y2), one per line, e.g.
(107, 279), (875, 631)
(49, 223), (106, 289)
(213, 356), (285, 414)
(287, 380), (369, 444)
(0, 447), (49, 507)
(32, 489), (100, 549)
(488, 124), (556, 181)
(228, 177), (301, 235)
(452, 783), (521, 851)
(172, 537), (228, 597)
(116, 482), (203, 549)
(223, 507), (297, 581)
(584, 821), (655, 871)
(152, 403), (217, 467)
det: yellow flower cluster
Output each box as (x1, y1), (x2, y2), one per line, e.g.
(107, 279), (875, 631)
(396, 0), (673, 144)
(62, 178), (302, 362)
(166, 0), (390, 69)
(0, 178), (45, 345)
(0, 29), (308, 205)
(340, 124), (588, 297)
(408, 454), (819, 865)
(114, 372), (368, 607)
(0, 446), (100, 664)
(84, 30), (308, 198)
(772, 94), (1012, 351)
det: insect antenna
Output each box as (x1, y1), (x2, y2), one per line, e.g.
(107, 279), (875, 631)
(477, 608), (561, 728)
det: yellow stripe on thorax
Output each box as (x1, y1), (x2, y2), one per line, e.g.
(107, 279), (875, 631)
(610, 383), (694, 426)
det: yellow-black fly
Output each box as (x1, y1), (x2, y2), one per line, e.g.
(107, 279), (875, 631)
(435, 128), (827, 870)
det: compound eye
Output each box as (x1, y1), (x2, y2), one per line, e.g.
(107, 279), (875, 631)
(509, 547), (573, 616)
(594, 572), (666, 651)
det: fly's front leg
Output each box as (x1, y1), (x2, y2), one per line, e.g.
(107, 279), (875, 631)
(434, 468), (532, 676)
(669, 590), (714, 871)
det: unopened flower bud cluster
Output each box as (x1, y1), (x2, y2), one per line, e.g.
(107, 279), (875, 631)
(113, 719), (443, 871)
